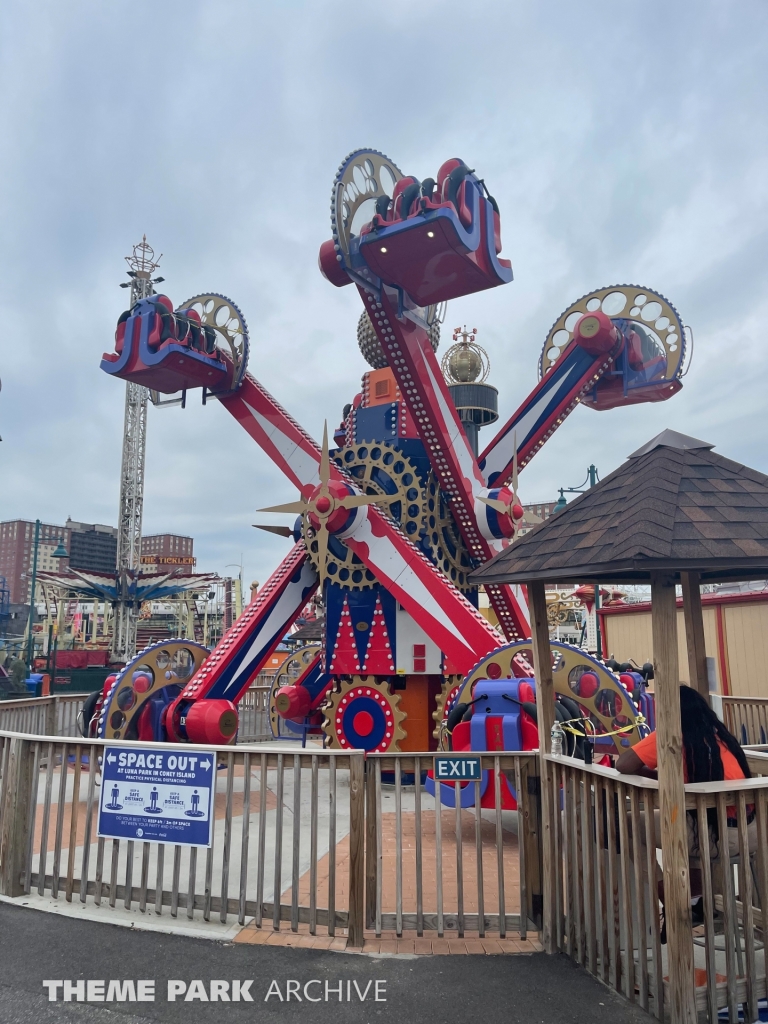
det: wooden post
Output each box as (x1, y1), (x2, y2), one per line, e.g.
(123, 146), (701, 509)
(529, 579), (557, 953)
(650, 572), (696, 1024)
(681, 571), (709, 702)
(44, 696), (57, 737)
(0, 737), (35, 897)
(347, 751), (365, 948)
(364, 761), (377, 930)
(520, 758), (543, 930)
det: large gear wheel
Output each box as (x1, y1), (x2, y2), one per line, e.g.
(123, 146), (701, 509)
(177, 293), (249, 391)
(331, 150), (403, 264)
(452, 640), (646, 747)
(322, 676), (406, 752)
(425, 473), (476, 590)
(432, 674), (464, 746)
(302, 442), (427, 589)
(538, 285), (685, 381)
(268, 643), (323, 738)
(98, 640), (209, 740)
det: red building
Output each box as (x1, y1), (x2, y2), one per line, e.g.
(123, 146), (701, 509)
(140, 534), (195, 569)
(0, 520), (70, 604)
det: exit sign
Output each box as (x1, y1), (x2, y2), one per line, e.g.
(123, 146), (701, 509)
(434, 755), (483, 781)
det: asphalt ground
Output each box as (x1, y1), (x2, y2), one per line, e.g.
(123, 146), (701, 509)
(0, 903), (655, 1024)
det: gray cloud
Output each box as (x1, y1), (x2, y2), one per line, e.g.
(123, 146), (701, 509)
(1, 0), (767, 588)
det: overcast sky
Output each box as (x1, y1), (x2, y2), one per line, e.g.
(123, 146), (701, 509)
(1, 0), (767, 590)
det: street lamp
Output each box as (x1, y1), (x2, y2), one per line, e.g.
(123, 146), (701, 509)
(52, 537), (68, 559)
(47, 536), (69, 685)
(24, 520), (41, 672)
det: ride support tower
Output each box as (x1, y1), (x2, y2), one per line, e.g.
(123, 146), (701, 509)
(112, 236), (164, 663)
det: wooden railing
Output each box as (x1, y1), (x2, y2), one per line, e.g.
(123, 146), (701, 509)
(722, 696), (768, 746)
(0, 732), (366, 943)
(550, 752), (768, 1024)
(0, 688), (275, 744)
(0, 731), (538, 946)
(365, 753), (541, 938)
(0, 694), (86, 738)
(546, 755), (664, 1018)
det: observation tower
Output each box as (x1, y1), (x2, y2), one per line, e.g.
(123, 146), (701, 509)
(441, 326), (499, 456)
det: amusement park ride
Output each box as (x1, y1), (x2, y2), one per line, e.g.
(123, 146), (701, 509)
(92, 150), (688, 782)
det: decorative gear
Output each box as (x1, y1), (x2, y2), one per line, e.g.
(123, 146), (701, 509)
(358, 310), (440, 370)
(432, 674), (464, 745)
(260, 423), (387, 586)
(322, 675), (406, 753)
(268, 643), (323, 738)
(331, 150), (403, 264)
(98, 639), (210, 740)
(425, 473), (476, 590)
(302, 442), (427, 589)
(538, 285), (685, 381)
(452, 640), (646, 746)
(178, 293), (250, 391)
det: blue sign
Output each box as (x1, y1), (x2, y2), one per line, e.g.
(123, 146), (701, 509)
(434, 755), (483, 781)
(97, 746), (215, 847)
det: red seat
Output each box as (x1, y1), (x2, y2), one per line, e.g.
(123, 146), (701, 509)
(391, 177), (421, 221)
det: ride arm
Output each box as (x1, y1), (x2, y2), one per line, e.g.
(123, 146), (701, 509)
(355, 285), (529, 641)
(479, 332), (622, 487)
(175, 541), (318, 712)
(218, 369), (502, 674)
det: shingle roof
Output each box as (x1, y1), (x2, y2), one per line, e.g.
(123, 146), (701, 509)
(471, 431), (768, 586)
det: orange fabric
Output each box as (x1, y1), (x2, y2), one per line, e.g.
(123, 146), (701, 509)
(632, 731), (746, 783)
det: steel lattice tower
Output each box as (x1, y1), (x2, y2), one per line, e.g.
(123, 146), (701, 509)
(112, 236), (163, 662)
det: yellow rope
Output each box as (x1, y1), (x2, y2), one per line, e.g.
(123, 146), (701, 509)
(560, 713), (647, 740)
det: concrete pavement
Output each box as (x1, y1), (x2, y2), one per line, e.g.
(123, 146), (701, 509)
(0, 902), (656, 1024)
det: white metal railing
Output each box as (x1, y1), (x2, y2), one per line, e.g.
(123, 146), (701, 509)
(0, 688), (274, 744)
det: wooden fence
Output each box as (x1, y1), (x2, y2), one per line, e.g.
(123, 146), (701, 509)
(0, 731), (537, 947)
(0, 689), (273, 744)
(0, 733), (366, 941)
(0, 694), (86, 738)
(365, 753), (541, 938)
(722, 695), (768, 746)
(550, 752), (768, 1024)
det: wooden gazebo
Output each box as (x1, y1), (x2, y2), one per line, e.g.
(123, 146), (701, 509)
(471, 429), (768, 1024)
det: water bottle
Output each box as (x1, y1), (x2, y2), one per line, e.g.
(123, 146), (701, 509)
(550, 720), (565, 757)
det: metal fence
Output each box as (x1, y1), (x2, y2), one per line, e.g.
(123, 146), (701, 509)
(237, 685), (272, 743)
(0, 689), (274, 744)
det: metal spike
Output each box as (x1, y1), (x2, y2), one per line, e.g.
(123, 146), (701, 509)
(477, 495), (509, 515)
(257, 500), (307, 515)
(252, 524), (294, 538)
